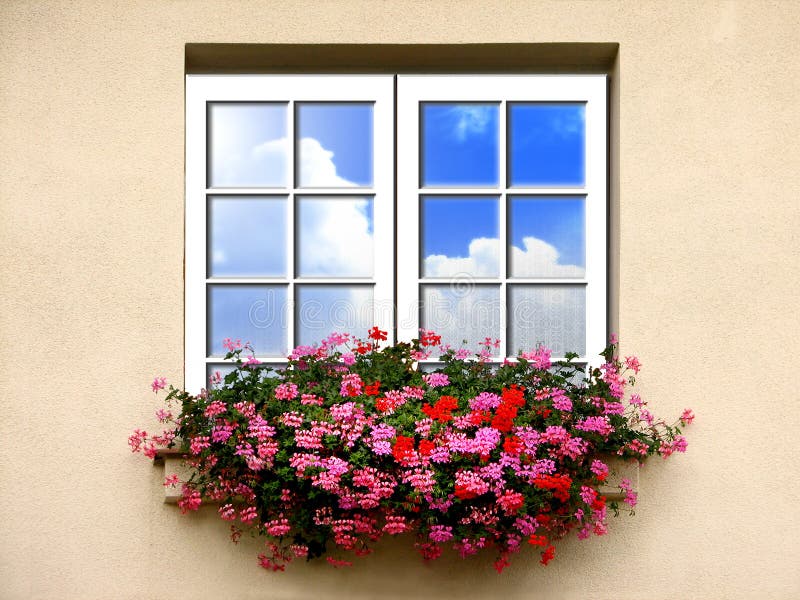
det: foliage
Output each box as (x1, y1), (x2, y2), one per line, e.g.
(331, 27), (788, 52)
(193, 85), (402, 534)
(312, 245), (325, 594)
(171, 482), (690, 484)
(131, 329), (693, 572)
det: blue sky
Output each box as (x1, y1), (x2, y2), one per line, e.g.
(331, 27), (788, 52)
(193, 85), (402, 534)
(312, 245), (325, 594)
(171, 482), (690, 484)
(209, 103), (287, 187)
(508, 103), (585, 186)
(208, 196), (287, 277)
(296, 103), (373, 186)
(422, 104), (499, 186)
(422, 196), (498, 257)
(208, 285), (287, 356)
(510, 196), (585, 268)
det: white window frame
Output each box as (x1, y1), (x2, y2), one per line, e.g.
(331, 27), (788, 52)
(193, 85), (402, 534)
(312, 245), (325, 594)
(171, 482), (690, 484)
(185, 74), (606, 393)
(396, 75), (607, 367)
(185, 75), (395, 393)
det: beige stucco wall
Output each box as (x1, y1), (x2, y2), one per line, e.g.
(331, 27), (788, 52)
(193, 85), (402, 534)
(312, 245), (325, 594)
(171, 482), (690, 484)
(1, 1), (799, 598)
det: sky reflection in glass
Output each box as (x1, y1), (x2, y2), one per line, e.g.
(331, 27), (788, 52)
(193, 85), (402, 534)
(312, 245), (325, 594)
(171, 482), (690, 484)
(297, 197), (374, 277)
(509, 196), (585, 278)
(208, 196), (287, 277)
(296, 103), (373, 187)
(421, 284), (501, 351)
(207, 285), (287, 357)
(421, 196), (499, 277)
(296, 285), (373, 346)
(421, 103), (499, 187)
(508, 285), (585, 356)
(208, 103), (288, 187)
(508, 103), (585, 186)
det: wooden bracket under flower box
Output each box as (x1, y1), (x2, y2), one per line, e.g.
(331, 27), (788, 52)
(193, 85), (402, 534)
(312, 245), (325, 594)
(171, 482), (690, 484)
(154, 449), (637, 504)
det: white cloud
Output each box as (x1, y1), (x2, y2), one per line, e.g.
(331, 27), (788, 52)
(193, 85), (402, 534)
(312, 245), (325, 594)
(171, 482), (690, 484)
(449, 106), (494, 141)
(297, 138), (357, 187)
(298, 197), (373, 277)
(424, 237), (500, 277)
(547, 108), (584, 138)
(510, 237), (584, 277)
(212, 249), (226, 266)
(423, 236), (583, 278)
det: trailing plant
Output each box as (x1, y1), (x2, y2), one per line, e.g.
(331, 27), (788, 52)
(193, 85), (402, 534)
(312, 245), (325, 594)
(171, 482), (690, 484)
(131, 329), (693, 572)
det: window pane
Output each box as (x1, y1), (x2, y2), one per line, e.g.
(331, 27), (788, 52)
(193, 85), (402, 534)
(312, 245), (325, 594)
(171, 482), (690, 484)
(508, 196), (585, 278)
(296, 103), (373, 187)
(421, 103), (499, 187)
(296, 197), (373, 278)
(208, 103), (288, 188)
(296, 285), (374, 346)
(508, 285), (585, 356)
(421, 196), (500, 278)
(420, 284), (501, 351)
(207, 285), (288, 357)
(208, 196), (287, 277)
(508, 103), (585, 186)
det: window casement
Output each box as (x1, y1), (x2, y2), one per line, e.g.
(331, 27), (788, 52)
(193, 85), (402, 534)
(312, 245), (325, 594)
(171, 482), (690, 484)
(185, 74), (606, 394)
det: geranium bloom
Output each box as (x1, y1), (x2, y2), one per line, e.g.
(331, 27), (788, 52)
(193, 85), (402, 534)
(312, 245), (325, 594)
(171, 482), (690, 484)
(132, 327), (692, 572)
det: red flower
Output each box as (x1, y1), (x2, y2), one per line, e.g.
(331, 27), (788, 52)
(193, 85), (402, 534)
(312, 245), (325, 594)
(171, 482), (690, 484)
(365, 381), (381, 396)
(392, 436), (416, 463)
(533, 474), (573, 502)
(420, 331), (442, 347)
(528, 534), (548, 547)
(418, 439), (435, 456)
(503, 436), (522, 455)
(368, 326), (388, 341)
(422, 395), (459, 423)
(539, 545), (556, 566)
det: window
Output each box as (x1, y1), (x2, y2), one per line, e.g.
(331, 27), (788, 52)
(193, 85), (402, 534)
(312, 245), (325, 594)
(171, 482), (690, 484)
(186, 74), (606, 393)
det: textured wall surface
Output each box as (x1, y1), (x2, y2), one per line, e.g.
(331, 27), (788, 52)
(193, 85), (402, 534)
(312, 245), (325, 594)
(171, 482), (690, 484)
(1, 1), (799, 598)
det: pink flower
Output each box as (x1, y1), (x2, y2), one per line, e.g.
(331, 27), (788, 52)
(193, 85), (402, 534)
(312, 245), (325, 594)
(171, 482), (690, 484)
(178, 485), (201, 513)
(383, 515), (408, 535)
(428, 525), (453, 542)
(275, 382), (299, 400)
(222, 338), (242, 352)
(151, 377), (167, 393)
(218, 504), (237, 521)
(625, 356), (642, 374)
(520, 346), (552, 370)
(339, 373), (363, 397)
(423, 373), (450, 388)
(163, 474), (180, 487)
(341, 352), (356, 366)
(590, 459), (609, 481)
(680, 409), (695, 426)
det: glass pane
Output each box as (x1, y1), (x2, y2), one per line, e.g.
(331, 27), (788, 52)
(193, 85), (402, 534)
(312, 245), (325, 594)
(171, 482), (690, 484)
(421, 196), (500, 278)
(296, 197), (373, 278)
(296, 285), (374, 346)
(420, 284), (501, 352)
(207, 285), (288, 357)
(208, 103), (288, 188)
(421, 103), (499, 187)
(208, 196), (287, 277)
(508, 103), (585, 186)
(296, 103), (373, 187)
(508, 285), (585, 357)
(508, 196), (585, 278)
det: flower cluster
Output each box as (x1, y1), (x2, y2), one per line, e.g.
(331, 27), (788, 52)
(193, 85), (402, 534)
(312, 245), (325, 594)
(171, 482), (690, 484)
(132, 330), (692, 573)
